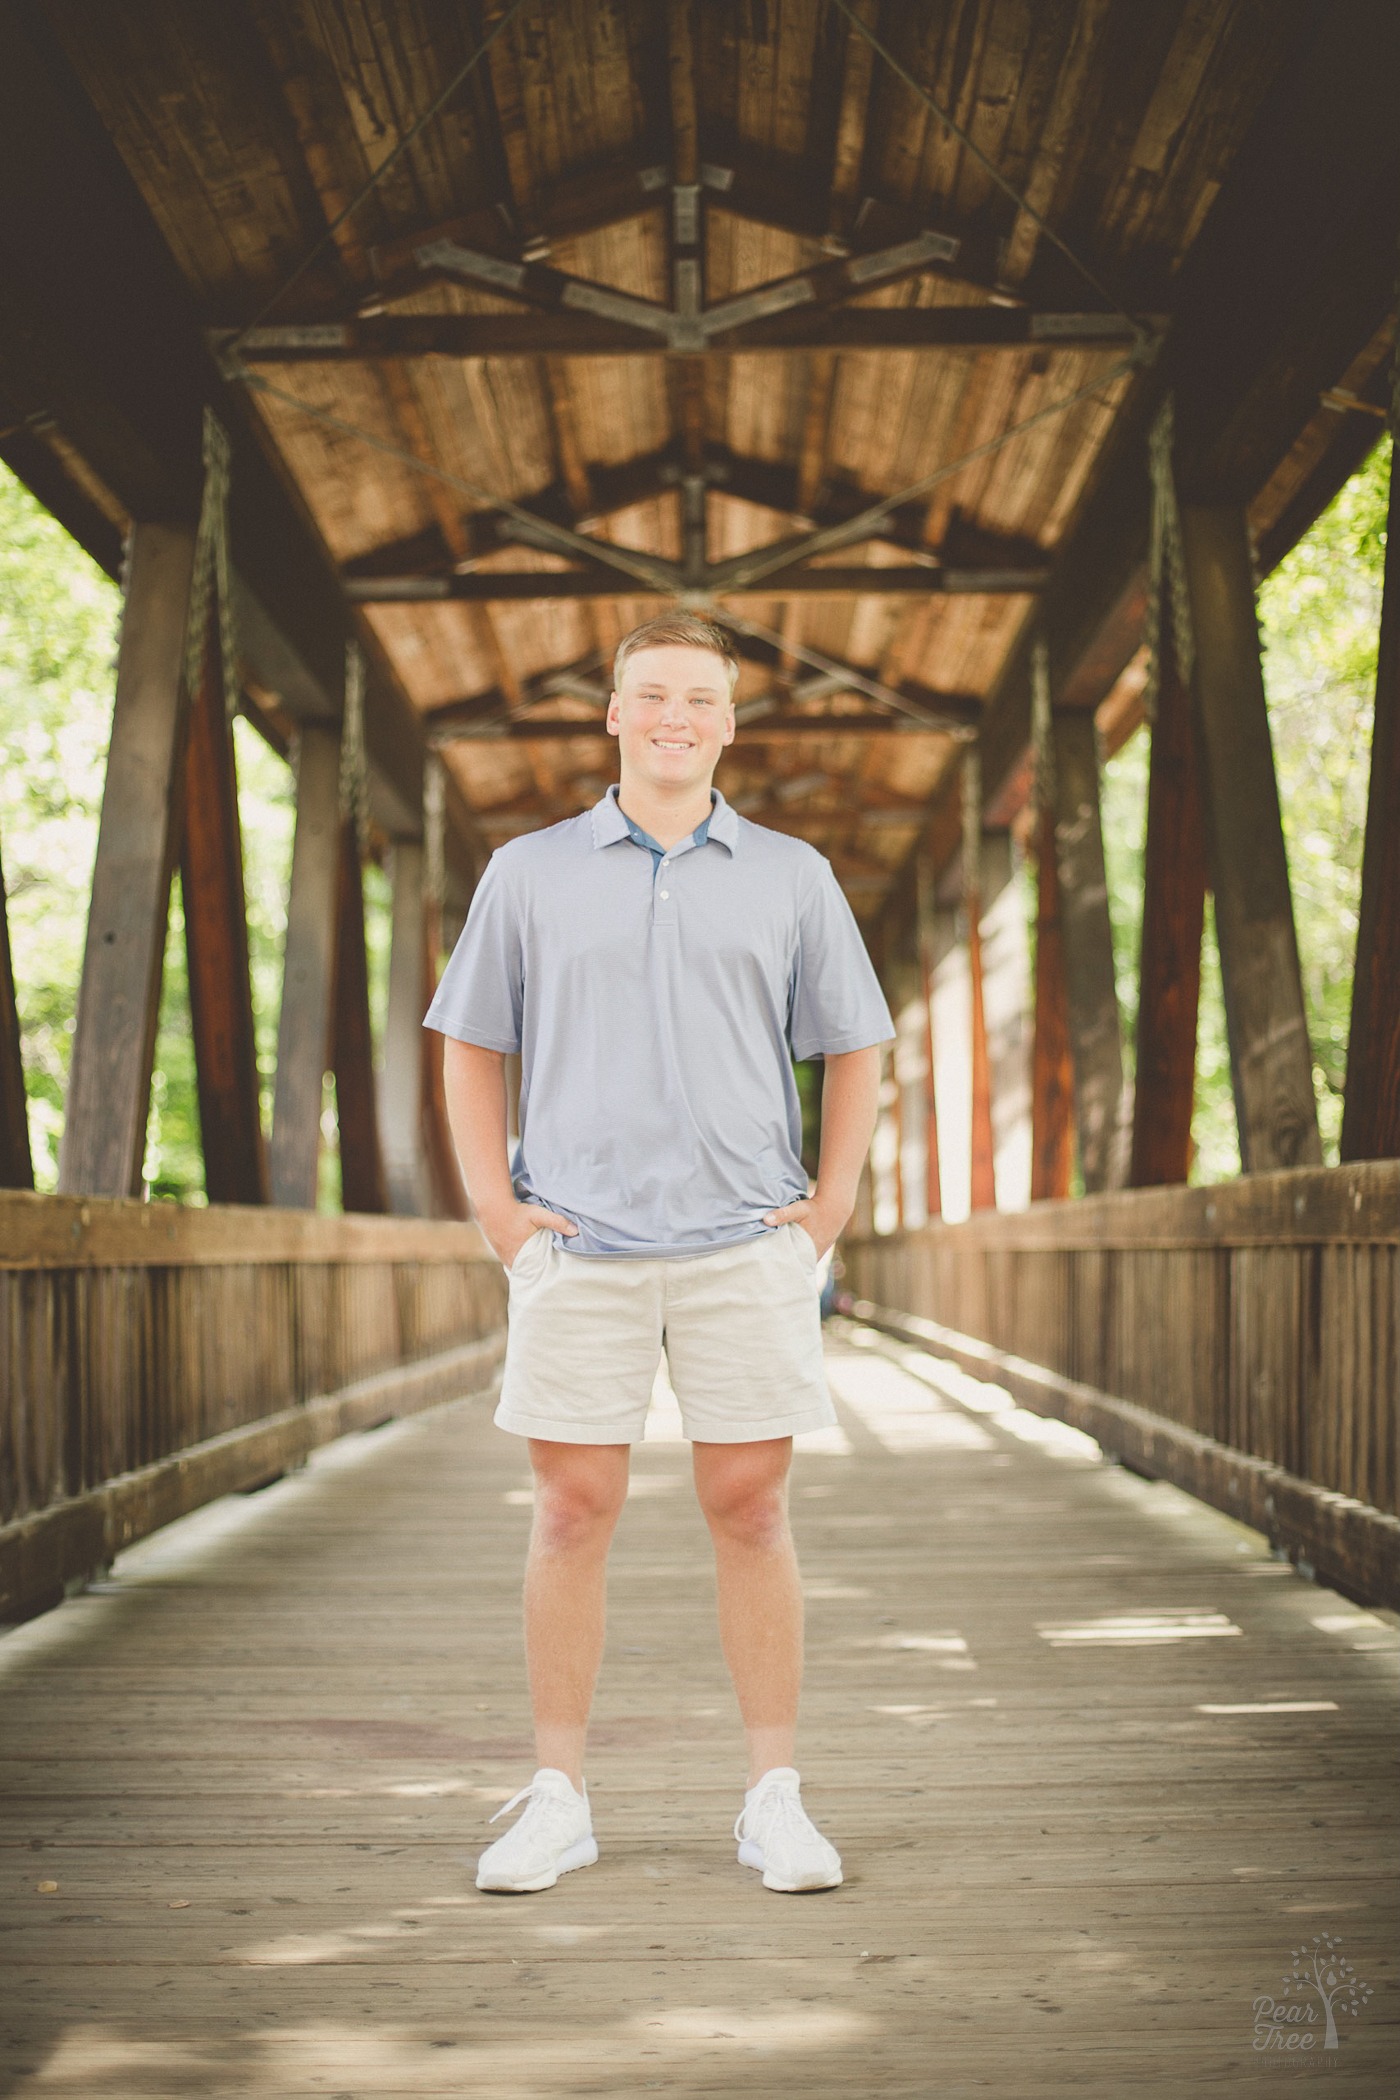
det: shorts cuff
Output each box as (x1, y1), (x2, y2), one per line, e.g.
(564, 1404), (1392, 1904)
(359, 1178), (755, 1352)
(493, 1405), (642, 1445)
(684, 1403), (838, 1443)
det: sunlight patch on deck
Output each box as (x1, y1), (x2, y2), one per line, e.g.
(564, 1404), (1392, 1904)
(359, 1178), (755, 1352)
(1038, 1609), (1244, 1645)
(1196, 1700), (1339, 1714)
(823, 1354), (995, 1453)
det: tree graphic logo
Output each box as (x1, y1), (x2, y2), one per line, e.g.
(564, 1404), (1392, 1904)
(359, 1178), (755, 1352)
(1253, 1934), (1373, 2054)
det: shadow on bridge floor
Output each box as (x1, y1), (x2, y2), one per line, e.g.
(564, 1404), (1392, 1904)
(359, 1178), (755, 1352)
(2, 1318), (1396, 2097)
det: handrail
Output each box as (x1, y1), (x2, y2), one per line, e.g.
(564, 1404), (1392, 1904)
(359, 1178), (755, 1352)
(0, 1192), (506, 1619)
(841, 1160), (1400, 1603)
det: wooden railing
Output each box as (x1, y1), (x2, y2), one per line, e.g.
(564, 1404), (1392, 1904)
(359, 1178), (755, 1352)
(841, 1161), (1400, 1606)
(0, 1193), (507, 1619)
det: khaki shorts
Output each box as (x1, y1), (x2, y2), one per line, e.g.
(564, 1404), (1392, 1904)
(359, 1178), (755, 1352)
(495, 1224), (837, 1445)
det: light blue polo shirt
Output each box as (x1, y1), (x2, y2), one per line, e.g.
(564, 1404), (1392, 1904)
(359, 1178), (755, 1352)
(424, 783), (894, 1257)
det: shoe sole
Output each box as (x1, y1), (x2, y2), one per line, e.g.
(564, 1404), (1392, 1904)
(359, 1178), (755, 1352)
(736, 1837), (842, 1891)
(476, 1834), (598, 1893)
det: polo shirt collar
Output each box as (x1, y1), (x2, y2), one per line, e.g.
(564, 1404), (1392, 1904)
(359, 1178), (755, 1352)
(590, 783), (739, 854)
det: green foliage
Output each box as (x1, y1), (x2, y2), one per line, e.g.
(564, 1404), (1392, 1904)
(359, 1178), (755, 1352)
(0, 470), (119, 1187)
(0, 465), (298, 1200)
(1100, 436), (1387, 1178)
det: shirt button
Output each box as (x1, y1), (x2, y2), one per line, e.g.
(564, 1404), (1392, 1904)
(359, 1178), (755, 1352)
(659, 889), (669, 899)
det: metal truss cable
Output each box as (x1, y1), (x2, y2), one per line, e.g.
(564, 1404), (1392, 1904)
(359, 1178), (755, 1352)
(1030, 631), (1056, 817)
(339, 640), (371, 855)
(230, 0), (532, 351)
(423, 754), (447, 915)
(183, 408), (240, 721)
(1141, 395), (1195, 724)
(829, 0), (1146, 342)
(711, 606), (973, 736)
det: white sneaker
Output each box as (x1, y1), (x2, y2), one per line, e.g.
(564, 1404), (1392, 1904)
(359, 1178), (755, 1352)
(476, 1768), (598, 1892)
(734, 1767), (843, 1891)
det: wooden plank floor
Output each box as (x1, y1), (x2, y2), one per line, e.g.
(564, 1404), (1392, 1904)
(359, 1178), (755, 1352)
(2, 1316), (1396, 2098)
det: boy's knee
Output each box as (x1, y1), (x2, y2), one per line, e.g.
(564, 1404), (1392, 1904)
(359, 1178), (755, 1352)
(702, 1478), (790, 1552)
(530, 1453), (628, 1551)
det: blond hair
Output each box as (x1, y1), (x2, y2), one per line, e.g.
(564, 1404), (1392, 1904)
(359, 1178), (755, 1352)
(612, 614), (740, 698)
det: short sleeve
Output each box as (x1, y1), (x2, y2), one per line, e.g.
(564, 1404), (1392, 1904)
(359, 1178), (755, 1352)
(422, 850), (523, 1052)
(789, 857), (895, 1059)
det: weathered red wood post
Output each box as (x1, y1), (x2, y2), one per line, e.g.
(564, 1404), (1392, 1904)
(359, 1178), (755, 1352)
(179, 424), (268, 1206)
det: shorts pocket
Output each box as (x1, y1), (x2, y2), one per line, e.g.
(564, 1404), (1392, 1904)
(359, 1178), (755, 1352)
(507, 1228), (550, 1281)
(787, 1221), (819, 1270)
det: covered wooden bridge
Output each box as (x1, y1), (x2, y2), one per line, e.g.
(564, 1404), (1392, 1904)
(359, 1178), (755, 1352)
(1, 2), (1397, 2091)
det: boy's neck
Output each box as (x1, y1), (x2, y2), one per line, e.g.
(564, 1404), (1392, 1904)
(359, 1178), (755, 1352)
(615, 773), (717, 850)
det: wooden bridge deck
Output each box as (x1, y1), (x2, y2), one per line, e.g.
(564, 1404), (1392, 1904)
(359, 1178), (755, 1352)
(2, 1319), (1396, 2098)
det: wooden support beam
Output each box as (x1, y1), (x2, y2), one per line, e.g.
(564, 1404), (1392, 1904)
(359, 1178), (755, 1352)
(419, 855), (470, 1223)
(431, 711), (966, 745)
(1129, 647), (1207, 1187)
(1180, 505), (1321, 1171)
(180, 628), (268, 1206)
(0, 826), (33, 1190)
(228, 308), (1143, 361)
(1342, 434), (1400, 1160)
(1029, 798), (1074, 1202)
(345, 563), (1047, 603)
(59, 525), (195, 1198)
(269, 725), (341, 1209)
(919, 942), (942, 1221)
(330, 822), (388, 1216)
(1052, 713), (1126, 1194)
(381, 843), (429, 1217)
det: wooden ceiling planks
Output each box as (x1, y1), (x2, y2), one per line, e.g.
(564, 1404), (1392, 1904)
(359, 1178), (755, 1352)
(32, 0), (1362, 916)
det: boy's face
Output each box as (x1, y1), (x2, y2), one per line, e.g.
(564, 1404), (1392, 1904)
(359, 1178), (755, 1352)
(607, 643), (735, 791)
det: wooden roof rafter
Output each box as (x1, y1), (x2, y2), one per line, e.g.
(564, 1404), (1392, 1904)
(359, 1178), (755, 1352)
(268, 137), (1027, 325)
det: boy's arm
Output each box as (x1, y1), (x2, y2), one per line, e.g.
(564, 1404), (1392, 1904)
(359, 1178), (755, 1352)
(762, 1042), (881, 1259)
(441, 1037), (578, 1266)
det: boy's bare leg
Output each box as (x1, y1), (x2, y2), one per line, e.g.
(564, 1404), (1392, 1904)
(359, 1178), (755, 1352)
(523, 1439), (630, 1788)
(692, 1437), (803, 1785)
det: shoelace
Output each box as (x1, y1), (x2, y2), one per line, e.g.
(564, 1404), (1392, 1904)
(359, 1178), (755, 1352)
(489, 1779), (581, 1830)
(734, 1785), (817, 1848)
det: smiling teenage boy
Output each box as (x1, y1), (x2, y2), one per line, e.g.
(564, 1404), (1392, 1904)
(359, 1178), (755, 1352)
(426, 614), (893, 1895)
